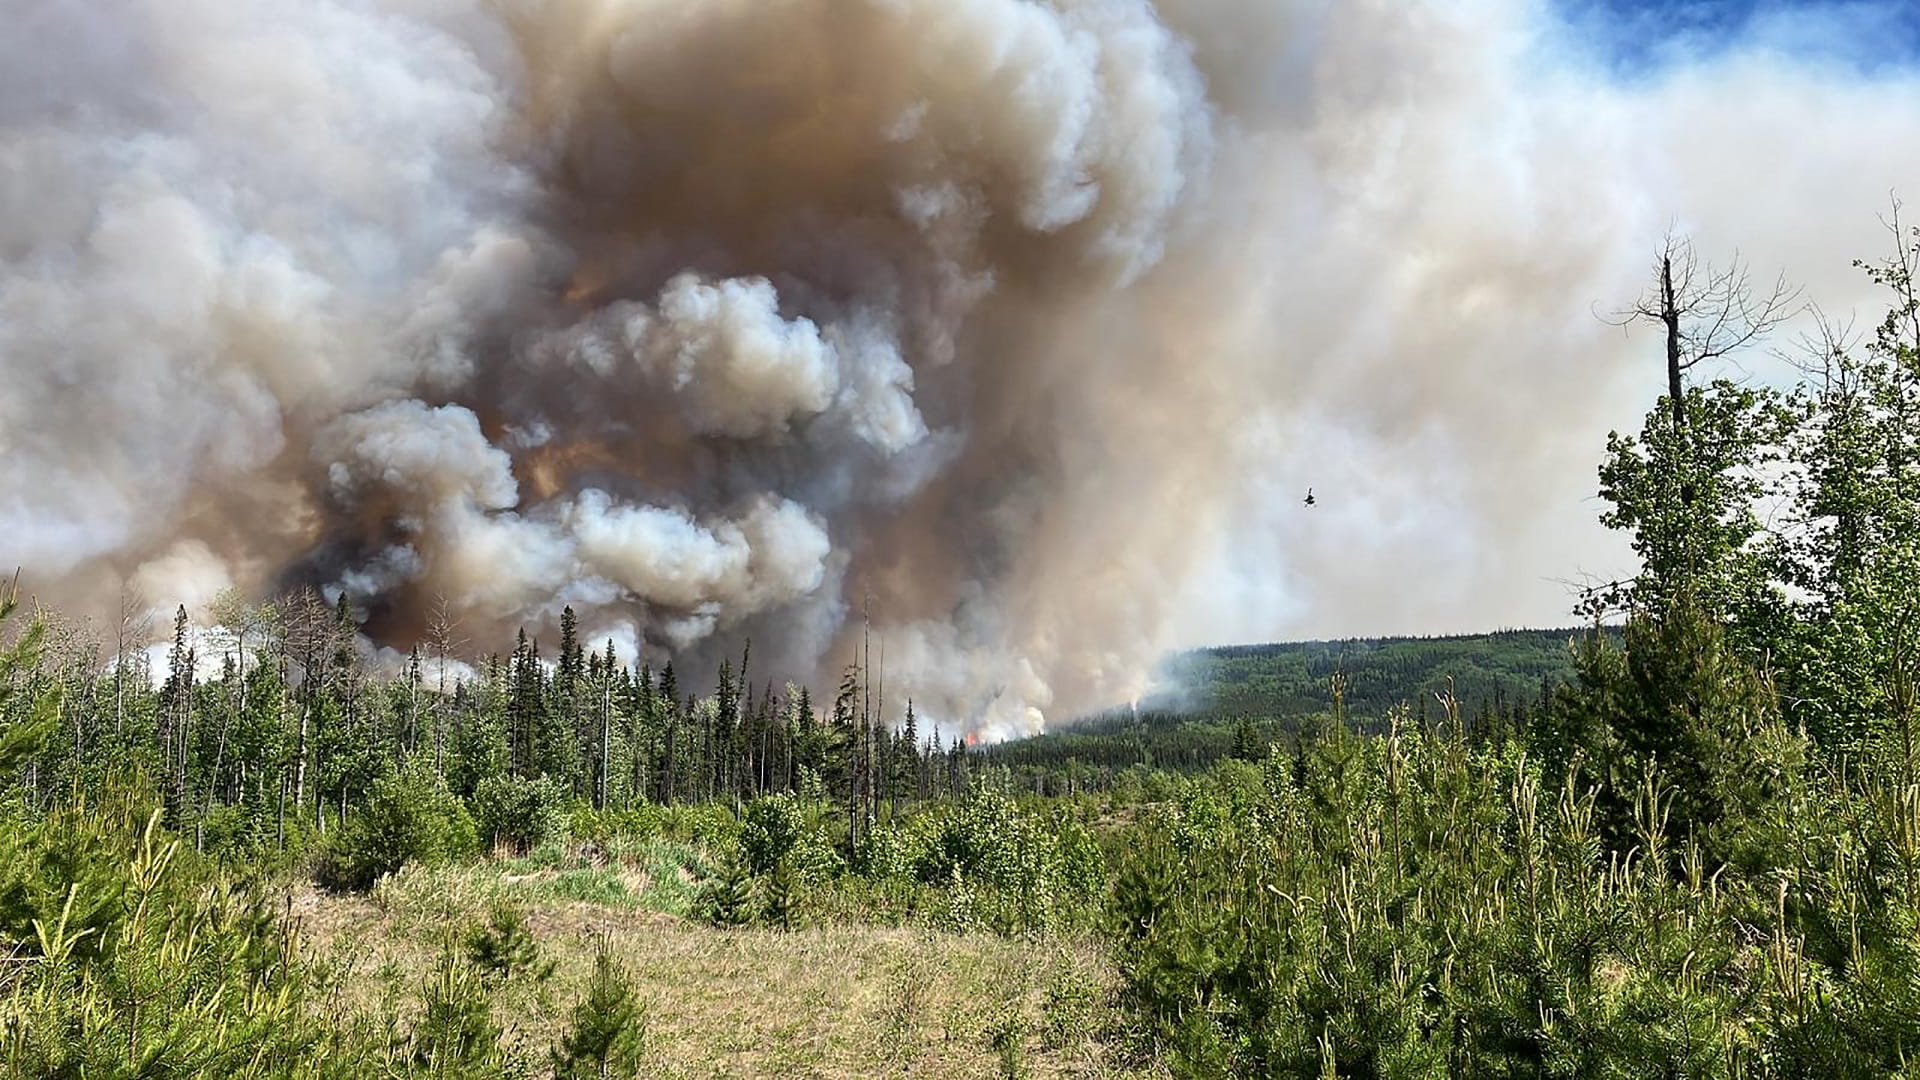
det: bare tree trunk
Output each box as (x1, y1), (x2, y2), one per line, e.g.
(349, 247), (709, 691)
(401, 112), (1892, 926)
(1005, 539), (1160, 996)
(203, 672), (236, 824)
(113, 589), (138, 738)
(296, 698), (310, 808)
(1663, 254), (1685, 437)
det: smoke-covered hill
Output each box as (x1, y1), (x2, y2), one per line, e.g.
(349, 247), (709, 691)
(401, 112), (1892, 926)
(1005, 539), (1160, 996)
(976, 628), (1598, 778)
(1153, 628), (1592, 722)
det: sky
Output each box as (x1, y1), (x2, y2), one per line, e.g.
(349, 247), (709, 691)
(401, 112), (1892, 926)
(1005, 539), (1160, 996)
(1562, 0), (1920, 71)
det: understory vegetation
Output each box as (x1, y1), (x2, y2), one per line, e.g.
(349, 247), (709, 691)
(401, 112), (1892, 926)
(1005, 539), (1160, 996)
(8, 224), (1920, 1076)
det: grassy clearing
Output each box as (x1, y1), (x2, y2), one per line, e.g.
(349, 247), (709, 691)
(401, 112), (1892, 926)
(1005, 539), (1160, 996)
(291, 854), (1155, 1080)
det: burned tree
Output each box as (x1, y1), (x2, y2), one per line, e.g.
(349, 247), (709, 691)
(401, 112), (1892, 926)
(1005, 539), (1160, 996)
(1614, 235), (1800, 446)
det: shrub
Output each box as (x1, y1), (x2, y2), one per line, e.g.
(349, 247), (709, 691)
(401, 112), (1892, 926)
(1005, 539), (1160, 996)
(845, 790), (1104, 932)
(469, 774), (570, 854)
(318, 763), (477, 891)
(740, 793), (805, 875)
(569, 803), (662, 847)
(654, 802), (741, 849)
(854, 818), (927, 882)
(199, 801), (273, 864)
(742, 792), (842, 882)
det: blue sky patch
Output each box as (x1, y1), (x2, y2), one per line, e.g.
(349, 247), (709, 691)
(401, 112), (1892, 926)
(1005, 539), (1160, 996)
(1553, 0), (1920, 75)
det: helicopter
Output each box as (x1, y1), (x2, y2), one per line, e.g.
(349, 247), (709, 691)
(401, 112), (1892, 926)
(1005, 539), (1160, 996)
(1303, 487), (1316, 507)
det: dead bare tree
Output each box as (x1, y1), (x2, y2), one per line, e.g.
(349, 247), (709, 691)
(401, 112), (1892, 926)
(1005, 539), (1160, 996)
(425, 593), (466, 777)
(279, 587), (332, 813)
(1610, 234), (1802, 441)
(112, 587), (153, 739)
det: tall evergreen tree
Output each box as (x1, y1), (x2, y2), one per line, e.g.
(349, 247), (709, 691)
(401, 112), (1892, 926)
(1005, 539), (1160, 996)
(657, 662), (680, 803)
(160, 605), (194, 824)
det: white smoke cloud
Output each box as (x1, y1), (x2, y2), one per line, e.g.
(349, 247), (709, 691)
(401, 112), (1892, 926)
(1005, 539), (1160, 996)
(5, 0), (1920, 737)
(129, 540), (234, 623)
(322, 400), (518, 511)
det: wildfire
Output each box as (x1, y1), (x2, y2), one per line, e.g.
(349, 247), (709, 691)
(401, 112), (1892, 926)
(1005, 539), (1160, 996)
(517, 441), (624, 501)
(563, 266), (607, 306)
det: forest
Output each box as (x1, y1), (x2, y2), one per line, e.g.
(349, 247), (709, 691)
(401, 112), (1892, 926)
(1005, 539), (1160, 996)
(971, 630), (1576, 788)
(7, 223), (1920, 1076)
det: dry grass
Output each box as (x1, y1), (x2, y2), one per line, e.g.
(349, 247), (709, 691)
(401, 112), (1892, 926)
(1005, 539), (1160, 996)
(288, 864), (1161, 1080)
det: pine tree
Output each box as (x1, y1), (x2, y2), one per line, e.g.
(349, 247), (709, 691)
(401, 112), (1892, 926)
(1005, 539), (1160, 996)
(834, 664), (861, 844)
(1231, 717), (1261, 762)
(697, 846), (758, 928)
(713, 658), (736, 802)
(404, 645), (422, 757)
(897, 699), (920, 803)
(597, 638), (616, 810)
(792, 684), (815, 793)
(555, 607), (587, 794)
(508, 630), (543, 778)
(413, 949), (501, 1070)
(464, 904), (553, 983)
(160, 605), (194, 823)
(0, 579), (60, 784)
(658, 662), (680, 803)
(632, 662), (654, 808)
(552, 943), (647, 1079)
(763, 859), (800, 931)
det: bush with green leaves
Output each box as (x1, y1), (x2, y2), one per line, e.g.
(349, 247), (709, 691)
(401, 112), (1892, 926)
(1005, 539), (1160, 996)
(318, 762), (478, 891)
(741, 792), (842, 882)
(469, 773), (570, 853)
(655, 801), (743, 849)
(844, 789), (1105, 932)
(740, 792), (806, 874)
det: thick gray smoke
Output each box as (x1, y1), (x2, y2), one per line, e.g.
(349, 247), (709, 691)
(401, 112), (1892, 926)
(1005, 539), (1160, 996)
(6, 0), (1920, 737)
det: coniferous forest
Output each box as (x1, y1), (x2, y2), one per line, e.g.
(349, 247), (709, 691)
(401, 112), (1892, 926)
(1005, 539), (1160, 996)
(12, 229), (1920, 1075)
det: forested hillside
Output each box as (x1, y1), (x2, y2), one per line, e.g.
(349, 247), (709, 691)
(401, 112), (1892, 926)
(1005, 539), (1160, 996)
(1164, 628), (1583, 720)
(975, 629), (1590, 788)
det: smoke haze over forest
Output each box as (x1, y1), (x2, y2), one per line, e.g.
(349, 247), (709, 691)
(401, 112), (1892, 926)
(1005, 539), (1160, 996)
(4, 0), (1919, 736)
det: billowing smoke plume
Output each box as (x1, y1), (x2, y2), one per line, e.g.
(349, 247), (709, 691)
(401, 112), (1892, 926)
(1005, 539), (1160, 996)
(6, 0), (1920, 737)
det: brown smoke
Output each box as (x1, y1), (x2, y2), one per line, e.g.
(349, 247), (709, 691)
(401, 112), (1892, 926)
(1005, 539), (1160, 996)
(6, 0), (1920, 737)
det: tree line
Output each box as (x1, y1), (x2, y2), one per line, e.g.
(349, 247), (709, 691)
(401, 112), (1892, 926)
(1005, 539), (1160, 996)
(12, 586), (971, 858)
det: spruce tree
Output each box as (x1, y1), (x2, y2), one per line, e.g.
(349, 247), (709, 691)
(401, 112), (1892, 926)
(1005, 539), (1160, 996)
(552, 943), (647, 1079)
(555, 607), (587, 794)
(713, 658), (736, 802)
(697, 846), (758, 928)
(160, 605), (194, 823)
(658, 662), (679, 803)
(632, 662), (654, 807)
